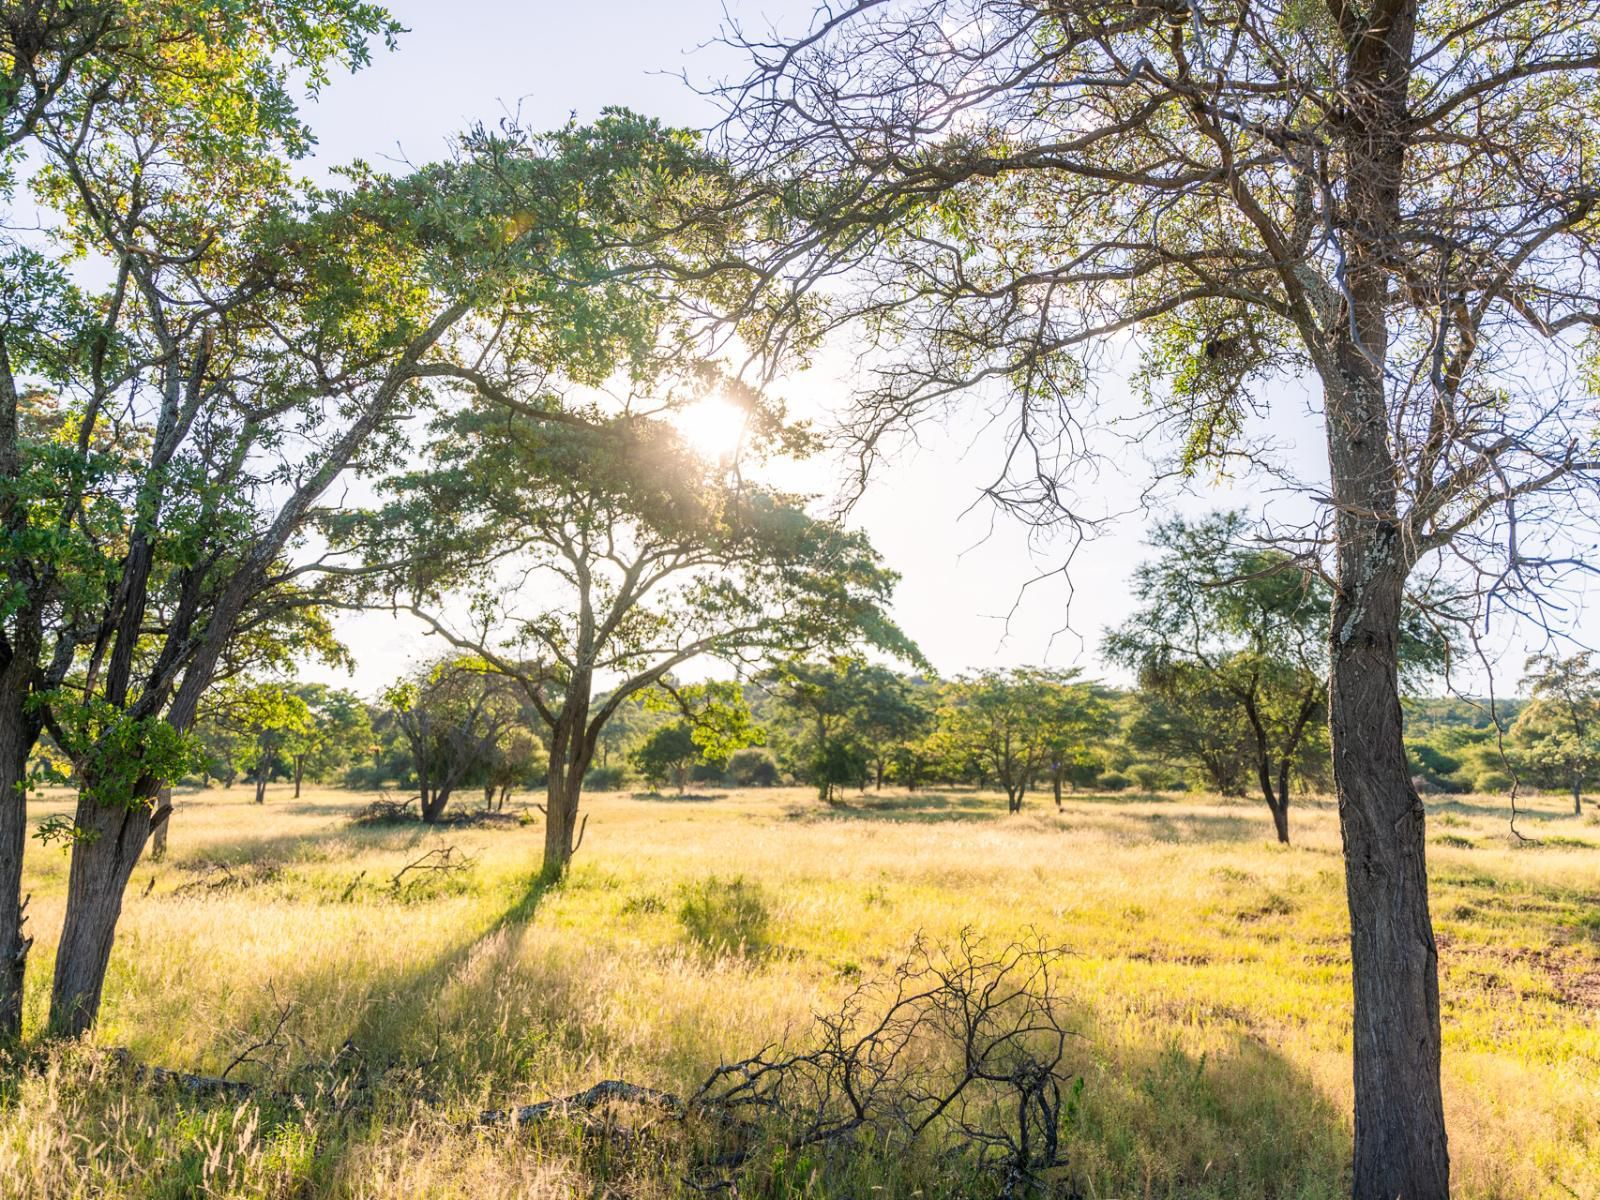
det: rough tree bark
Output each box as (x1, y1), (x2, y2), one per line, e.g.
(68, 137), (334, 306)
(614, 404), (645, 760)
(541, 693), (596, 881)
(50, 796), (159, 1036)
(149, 787), (172, 862)
(0, 684), (33, 1042)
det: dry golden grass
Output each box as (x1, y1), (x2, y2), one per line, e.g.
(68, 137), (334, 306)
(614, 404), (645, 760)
(0, 783), (1595, 1198)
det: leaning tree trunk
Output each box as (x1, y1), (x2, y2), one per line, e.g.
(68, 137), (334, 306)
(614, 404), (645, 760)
(50, 793), (159, 1037)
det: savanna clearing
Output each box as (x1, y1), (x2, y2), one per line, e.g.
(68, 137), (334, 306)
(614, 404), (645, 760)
(1, 785), (1594, 1199)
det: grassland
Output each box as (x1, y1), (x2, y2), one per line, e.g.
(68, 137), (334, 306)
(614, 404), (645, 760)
(0, 783), (1595, 1198)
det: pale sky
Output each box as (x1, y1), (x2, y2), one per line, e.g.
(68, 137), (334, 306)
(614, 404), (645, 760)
(292, 0), (1597, 700)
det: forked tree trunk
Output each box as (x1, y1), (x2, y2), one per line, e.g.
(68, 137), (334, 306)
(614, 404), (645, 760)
(1329, 536), (1449, 1199)
(541, 709), (593, 881)
(50, 794), (158, 1037)
(420, 785), (451, 824)
(541, 770), (583, 880)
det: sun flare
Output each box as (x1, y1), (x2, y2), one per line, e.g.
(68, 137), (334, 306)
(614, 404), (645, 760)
(674, 395), (750, 462)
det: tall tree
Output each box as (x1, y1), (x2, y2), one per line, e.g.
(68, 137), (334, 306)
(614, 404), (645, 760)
(718, 6), (1600, 1186)
(1511, 654), (1600, 814)
(3, 14), (736, 1035)
(345, 399), (915, 879)
(0, 0), (403, 1039)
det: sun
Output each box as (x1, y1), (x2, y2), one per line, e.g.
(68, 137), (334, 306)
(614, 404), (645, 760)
(674, 395), (750, 463)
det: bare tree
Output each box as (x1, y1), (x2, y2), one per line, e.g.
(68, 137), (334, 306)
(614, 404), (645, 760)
(714, 3), (1600, 1195)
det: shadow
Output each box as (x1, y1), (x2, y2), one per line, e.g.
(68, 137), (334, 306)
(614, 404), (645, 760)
(175, 868), (561, 1090)
(806, 790), (1007, 824)
(629, 790), (724, 803)
(1063, 1031), (1348, 1199)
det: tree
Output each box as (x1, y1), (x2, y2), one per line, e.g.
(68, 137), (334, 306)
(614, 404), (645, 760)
(201, 683), (314, 805)
(1106, 513), (1331, 843)
(287, 685), (373, 799)
(3, 14), (732, 1036)
(853, 667), (935, 790)
(633, 722), (702, 794)
(385, 658), (521, 824)
(1511, 654), (1600, 813)
(1124, 683), (1256, 798)
(938, 668), (1103, 812)
(347, 398), (914, 880)
(1109, 513), (1447, 841)
(760, 658), (917, 801)
(719, 5), (1600, 1187)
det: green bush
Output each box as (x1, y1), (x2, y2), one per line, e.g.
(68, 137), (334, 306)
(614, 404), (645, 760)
(679, 875), (771, 956)
(1098, 771), (1131, 792)
(1474, 771), (1513, 793)
(727, 747), (781, 787)
(1129, 764), (1165, 791)
(585, 764), (629, 791)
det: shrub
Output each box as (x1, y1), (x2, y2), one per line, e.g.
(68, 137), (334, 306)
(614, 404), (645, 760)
(679, 875), (771, 956)
(1097, 771), (1131, 792)
(585, 764), (629, 791)
(728, 747), (781, 787)
(1474, 771), (1513, 794)
(1129, 764), (1165, 792)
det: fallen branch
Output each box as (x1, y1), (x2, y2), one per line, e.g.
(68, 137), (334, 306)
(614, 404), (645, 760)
(478, 1079), (687, 1127)
(108, 1049), (257, 1100)
(389, 846), (473, 891)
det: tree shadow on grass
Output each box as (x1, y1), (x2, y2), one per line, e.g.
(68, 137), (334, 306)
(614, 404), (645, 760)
(171, 868), (561, 1091)
(1066, 1030), (1349, 1199)
(803, 790), (1007, 824)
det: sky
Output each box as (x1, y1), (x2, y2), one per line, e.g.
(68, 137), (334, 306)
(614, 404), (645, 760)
(291, 0), (1596, 700)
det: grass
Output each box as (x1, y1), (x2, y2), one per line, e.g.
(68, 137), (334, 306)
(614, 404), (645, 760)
(0, 783), (1596, 1198)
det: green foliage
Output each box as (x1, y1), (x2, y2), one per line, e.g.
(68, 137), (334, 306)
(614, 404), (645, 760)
(632, 722), (702, 793)
(1509, 655), (1600, 803)
(46, 697), (203, 811)
(727, 747), (781, 787)
(934, 667), (1107, 810)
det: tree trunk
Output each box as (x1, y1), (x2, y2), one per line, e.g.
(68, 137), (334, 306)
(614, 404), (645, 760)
(541, 771), (581, 880)
(1271, 758), (1292, 846)
(1330, 556), (1449, 1200)
(293, 756), (303, 799)
(49, 795), (157, 1036)
(253, 772), (267, 805)
(149, 787), (172, 862)
(420, 785), (450, 824)
(0, 709), (31, 1042)
(1573, 774), (1583, 816)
